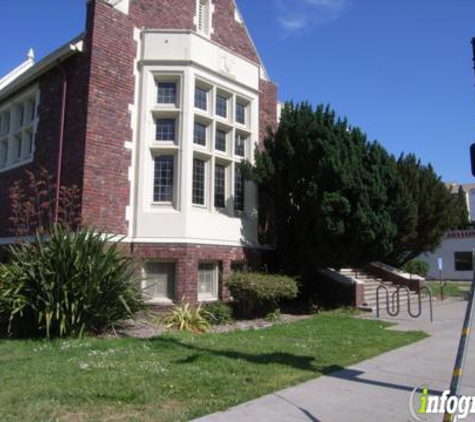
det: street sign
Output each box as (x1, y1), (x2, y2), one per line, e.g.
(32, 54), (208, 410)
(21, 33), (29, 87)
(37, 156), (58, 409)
(438, 258), (443, 271)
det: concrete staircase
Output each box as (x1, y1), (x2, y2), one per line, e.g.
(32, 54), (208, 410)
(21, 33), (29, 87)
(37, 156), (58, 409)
(339, 267), (433, 312)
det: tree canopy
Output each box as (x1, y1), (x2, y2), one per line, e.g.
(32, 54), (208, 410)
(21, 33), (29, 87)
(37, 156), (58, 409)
(244, 102), (466, 276)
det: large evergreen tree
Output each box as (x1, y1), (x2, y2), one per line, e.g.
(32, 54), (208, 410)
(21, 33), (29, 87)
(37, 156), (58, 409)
(247, 103), (401, 275)
(246, 103), (462, 278)
(371, 154), (459, 266)
(452, 186), (470, 230)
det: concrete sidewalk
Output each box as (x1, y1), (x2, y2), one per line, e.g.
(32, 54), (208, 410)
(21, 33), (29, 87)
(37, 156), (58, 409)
(193, 299), (475, 422)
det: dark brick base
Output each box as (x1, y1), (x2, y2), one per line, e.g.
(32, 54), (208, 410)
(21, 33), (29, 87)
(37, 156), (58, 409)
(129, 243), (262, 303)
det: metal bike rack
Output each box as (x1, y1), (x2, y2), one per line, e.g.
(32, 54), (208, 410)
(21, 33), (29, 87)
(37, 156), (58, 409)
(376, 284), (400, 317)
(376, 284), (433, 322)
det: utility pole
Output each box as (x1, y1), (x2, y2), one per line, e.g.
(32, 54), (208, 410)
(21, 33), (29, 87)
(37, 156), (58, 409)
(472, 38), (475, 78)
(443, 37), (475, 422)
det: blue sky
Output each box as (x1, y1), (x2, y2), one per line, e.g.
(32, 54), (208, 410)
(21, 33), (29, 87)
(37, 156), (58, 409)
(1, 0), (474, 182)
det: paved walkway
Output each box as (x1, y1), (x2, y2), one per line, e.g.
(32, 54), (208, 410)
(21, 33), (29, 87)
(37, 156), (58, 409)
(193, 299), (475, 422)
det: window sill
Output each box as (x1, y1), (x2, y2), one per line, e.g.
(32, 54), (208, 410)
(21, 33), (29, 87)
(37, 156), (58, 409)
(151, 107), (181, 114)
(145, 298), (175, 305)
(150, 142), (179, 150)
(198, 296), (218, 303)
(0, 157), (33, 174)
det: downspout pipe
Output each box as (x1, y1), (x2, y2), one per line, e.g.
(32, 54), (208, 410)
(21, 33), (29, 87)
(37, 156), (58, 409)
(54, 63), (68, 225)
(472, 38), (475, 87)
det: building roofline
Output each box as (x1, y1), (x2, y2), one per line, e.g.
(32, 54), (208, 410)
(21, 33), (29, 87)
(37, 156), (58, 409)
(0, 34), (85, 103)
(0, 49), (36, 92)
(232, 0), (271, 82)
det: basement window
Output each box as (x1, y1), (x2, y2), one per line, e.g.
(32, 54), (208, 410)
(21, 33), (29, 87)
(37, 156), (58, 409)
(198, 263), (219, 301)
(143, 262), (176, 302)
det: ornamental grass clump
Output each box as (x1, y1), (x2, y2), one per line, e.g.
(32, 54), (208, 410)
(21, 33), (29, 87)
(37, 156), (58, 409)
(227, 272), (298, 318)
(0, 225), (143, 338)
(163, 299), (212, 333)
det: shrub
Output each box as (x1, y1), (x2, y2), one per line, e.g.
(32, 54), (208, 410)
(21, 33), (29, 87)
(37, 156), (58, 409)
(162, 300), (211, 333)
(0, 225), (143, 338)
(265, 308), (282, 323)
(402, 259), (430, 278)
(227, 272), (299, 317)
(204, 301), (234, 325)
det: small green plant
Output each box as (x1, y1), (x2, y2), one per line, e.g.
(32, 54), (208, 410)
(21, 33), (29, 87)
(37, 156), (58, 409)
(227, 272), (299, 317)
(265, 308), (282, 323)
(0, 225), (143, 338)
(402, 259), (430, 278)
(163, 299), (212, 333)
(204, 302), (234, 325)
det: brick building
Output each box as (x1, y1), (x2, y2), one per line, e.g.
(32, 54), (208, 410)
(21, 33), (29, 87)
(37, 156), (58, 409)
(0, 0), (278, 304)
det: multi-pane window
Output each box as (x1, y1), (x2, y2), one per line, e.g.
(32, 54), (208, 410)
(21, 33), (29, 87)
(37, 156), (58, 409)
(157, 82), (177, 104)
(144, 262), (176, 301)
(195, 86), (208, 110)
(193, 158), (206, 205)
(153, 155), (174, 202)
(27, 99), (36, 122)
(235, 133), (246, 157)
(0, 140), (8, 167)
(198, 263), (218, 300)
(0, 111), (10, 137)
(13, 104), (24, 131)
(155, 118), (176, 142)
(236, 101), (246, 125)
(194, 122), (207, 146)
(215, 129), (227, 152)
(0, 92), (38, 172)
(24, 131), (34, 156)
(216, 94), (228, 118)
(12, 135), (22, 162)
(234, 166), (244, 211)
(214, 164), (226, 208)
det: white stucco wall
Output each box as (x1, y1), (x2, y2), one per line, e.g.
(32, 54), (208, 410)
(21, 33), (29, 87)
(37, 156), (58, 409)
(420, 235), (475, 281)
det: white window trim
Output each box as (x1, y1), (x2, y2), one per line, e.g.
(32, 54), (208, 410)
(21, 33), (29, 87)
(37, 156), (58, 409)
(198, 262), (219, 301)
(192, 154), (210, 209)
(195, 0), (215, 38)
(142, 261), (177, 304)
(0, 87), (39, 174)
(151, 151), (178, 207)
(189, 72), (256, 215)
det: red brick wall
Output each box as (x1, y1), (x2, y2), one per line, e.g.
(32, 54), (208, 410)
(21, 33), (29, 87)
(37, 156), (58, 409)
(0, 0), (278, 240)
(259, 79), (278, 144)
(0, 53), (90, 238)
(132, 243), (261, 303)
(80, 2), (135, 234)
(81, 0), (278, 235)
(212, 1), (260, 64)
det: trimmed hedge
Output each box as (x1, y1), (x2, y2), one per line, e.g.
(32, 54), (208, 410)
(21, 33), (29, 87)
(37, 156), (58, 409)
(204, 301), (234, 325)
(402, 259), (430, 278)
(227, 272), (298, 317)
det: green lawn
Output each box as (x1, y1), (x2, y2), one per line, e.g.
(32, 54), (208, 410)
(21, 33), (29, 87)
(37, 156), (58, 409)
(426, 281), (471, 298)
(0, 311), (427, 422)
